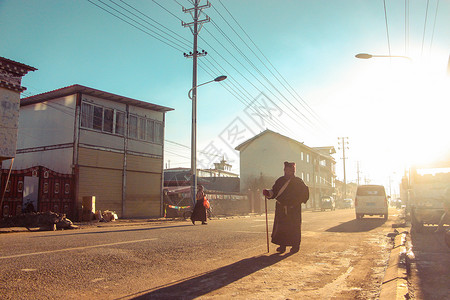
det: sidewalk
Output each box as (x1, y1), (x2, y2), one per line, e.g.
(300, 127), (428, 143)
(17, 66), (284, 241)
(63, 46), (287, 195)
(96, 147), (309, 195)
(0, 214), (256, 233)
(377, 208), (450, 300)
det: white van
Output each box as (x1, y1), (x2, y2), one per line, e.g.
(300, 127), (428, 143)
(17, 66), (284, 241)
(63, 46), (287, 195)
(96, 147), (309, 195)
(355, 185), (388, 220)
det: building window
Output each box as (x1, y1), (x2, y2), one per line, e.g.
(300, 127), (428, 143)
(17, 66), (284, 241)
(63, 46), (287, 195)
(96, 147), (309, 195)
(306, 173), (310, 182)
(155, 122), (163, 144)
(115, 111), (125, 135)
(128, 115), (138, 139)
(93, 106), (103, 130)
(103, 108), (114, 133)
(301, 172), (304, 180)
(81, 102), (126, 136)
(306, 154), (310, 163)
(81, 102), (163, 143)
(139, 117), (148, 140)
(146, 119), (154, 141)
(301, 152), (304, 161)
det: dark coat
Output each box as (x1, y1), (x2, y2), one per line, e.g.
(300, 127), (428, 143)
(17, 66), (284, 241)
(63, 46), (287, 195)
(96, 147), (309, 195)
(190, 197), (207, 222)
(268, 176), (309, 246)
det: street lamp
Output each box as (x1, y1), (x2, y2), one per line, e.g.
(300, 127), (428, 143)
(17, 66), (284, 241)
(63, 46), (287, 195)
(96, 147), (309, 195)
(355, 53), (412, 61)
(188, 75), (227, 207)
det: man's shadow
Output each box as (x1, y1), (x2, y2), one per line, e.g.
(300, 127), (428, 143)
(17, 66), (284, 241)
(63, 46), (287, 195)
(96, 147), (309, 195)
(122, 253), (291, 299)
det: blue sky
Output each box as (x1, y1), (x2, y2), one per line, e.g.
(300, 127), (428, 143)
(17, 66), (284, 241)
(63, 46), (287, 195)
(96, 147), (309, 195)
(1, 0), (449, 190)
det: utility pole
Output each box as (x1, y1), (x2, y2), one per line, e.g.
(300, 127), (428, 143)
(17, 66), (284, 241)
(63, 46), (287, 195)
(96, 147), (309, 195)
(182, 0), (210, 206)
(356, 161), (361, 186)
(337, 137), (349, 199)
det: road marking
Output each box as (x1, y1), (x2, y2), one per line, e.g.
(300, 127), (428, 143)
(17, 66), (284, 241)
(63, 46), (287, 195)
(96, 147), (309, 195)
(0, 238), (158, 260)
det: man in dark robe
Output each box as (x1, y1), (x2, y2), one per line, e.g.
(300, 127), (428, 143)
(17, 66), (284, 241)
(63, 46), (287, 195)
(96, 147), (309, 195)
(190, 185), (208, 225)
(263, 161), (309, 253)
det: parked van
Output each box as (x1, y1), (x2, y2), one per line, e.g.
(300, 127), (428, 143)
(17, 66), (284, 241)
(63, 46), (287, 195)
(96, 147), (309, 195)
(355, 185), (388, 220)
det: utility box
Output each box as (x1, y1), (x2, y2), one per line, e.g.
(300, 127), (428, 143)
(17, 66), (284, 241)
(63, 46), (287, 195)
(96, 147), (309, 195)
(82, 196), (96, 221)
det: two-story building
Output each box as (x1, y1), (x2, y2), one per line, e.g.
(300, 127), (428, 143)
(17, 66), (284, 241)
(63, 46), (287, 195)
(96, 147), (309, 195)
(235, 129), (336, 211)
(1, 84), (172, 219)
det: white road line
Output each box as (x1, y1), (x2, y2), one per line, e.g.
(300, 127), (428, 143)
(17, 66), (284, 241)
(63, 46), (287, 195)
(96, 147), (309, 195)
(0, 238), (158, 260)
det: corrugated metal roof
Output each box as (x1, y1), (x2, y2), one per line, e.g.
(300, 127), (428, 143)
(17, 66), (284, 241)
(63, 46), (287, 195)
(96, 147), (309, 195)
(20, 84), (174, 112)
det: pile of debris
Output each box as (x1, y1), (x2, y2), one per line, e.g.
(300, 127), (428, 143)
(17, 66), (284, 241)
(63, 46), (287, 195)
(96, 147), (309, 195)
(0, 211), (78, 231)
(93, 210), (118, 222)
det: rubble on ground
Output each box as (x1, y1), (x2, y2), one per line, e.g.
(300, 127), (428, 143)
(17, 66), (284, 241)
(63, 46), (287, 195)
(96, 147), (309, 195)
(0, 211), (78, 231)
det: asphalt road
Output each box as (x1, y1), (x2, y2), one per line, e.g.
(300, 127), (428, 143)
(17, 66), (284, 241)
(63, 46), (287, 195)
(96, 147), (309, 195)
(0, 208), (399, 299)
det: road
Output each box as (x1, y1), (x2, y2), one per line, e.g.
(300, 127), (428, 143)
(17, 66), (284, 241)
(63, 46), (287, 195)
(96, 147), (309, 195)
(0, 208), (399, 299)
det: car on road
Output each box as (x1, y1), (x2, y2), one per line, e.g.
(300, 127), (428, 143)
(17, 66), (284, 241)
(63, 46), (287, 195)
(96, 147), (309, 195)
(341, 198), (353, 208)
(320, 196), (335, 211)
(355, 185), (388, 220)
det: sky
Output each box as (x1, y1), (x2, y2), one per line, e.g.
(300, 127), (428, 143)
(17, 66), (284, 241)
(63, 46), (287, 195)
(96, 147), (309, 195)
(1, 0), (449, 193)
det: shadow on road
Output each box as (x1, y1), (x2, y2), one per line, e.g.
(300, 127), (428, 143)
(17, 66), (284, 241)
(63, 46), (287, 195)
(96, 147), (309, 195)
(325, 218), (386, 233)
(119, 253), (290, 299)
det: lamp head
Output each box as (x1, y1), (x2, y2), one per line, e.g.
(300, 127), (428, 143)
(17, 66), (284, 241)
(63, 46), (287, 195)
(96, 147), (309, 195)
(355, 53), (373, 59)
(214, 75), (227, 82)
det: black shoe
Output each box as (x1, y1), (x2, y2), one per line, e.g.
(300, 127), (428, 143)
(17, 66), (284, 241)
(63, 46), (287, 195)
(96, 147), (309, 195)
(290, 246), (300, 253)
(201, 222), (207, 225)
(276, 245), (286, 253)
(191, 220), (195, 225)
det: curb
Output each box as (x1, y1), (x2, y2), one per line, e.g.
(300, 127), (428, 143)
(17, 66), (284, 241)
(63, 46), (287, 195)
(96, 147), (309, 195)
(379, 231), (410, 299)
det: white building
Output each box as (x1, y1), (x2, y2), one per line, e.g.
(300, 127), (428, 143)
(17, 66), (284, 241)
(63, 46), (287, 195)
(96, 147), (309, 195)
(235, 129), (336, 210)
(1, 85), (173, 219)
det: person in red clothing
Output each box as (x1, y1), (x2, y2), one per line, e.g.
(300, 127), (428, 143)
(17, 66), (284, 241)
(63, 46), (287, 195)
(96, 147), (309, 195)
(263, 162), (309, 253)
(190, 185), (208, 225)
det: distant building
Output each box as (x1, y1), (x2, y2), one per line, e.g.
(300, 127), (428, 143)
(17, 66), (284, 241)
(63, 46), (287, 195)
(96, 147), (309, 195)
(335, 180), (357, 200)
(164, 158), (239, 193)
(0, 57), (36, 162)
(235, 129), (336, 211)
(1, 85), (172, 219)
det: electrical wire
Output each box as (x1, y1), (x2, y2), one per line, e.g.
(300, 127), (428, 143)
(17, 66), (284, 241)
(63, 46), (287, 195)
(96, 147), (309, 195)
(86, 0), (187, 52)
(217, 0), (322, 124)
(87, 0), (327, 148)
(421, 0), (430, 56)
(213, 1), (324, 128)
(429, 0), (440, 55)
(114, 0), (192, 48)
(383, 0), (392, 57)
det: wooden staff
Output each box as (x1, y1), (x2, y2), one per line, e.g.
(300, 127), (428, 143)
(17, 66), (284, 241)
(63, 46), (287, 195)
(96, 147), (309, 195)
(264, 195), (269, 253)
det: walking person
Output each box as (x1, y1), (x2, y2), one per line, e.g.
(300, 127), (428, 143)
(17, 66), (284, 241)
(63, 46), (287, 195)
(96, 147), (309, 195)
(263, 161), (309, 253)
(191, 185), (209, 225)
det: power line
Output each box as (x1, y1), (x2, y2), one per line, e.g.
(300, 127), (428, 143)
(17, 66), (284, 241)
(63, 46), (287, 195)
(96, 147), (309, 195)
(429, 0), (440, 55)
(383, 0), (392, 57)
(199, 29), (314, 133)
(146, 0), (323, 135)
(86, 0), (187, 52)
(421, 0), (430, 56)
(214, 0), (324, 127)
(114, 0), (192, 48)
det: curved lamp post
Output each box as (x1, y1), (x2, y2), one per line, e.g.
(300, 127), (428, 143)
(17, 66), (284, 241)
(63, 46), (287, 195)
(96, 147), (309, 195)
(355, 53), (412, 61)
(188, 75), (227, 206)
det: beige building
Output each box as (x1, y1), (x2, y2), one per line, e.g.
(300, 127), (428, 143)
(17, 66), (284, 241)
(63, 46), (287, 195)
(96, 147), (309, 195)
(1, 85), (172, 219)
(0, 57), (36, 162)
(235, 129), (336, 210)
